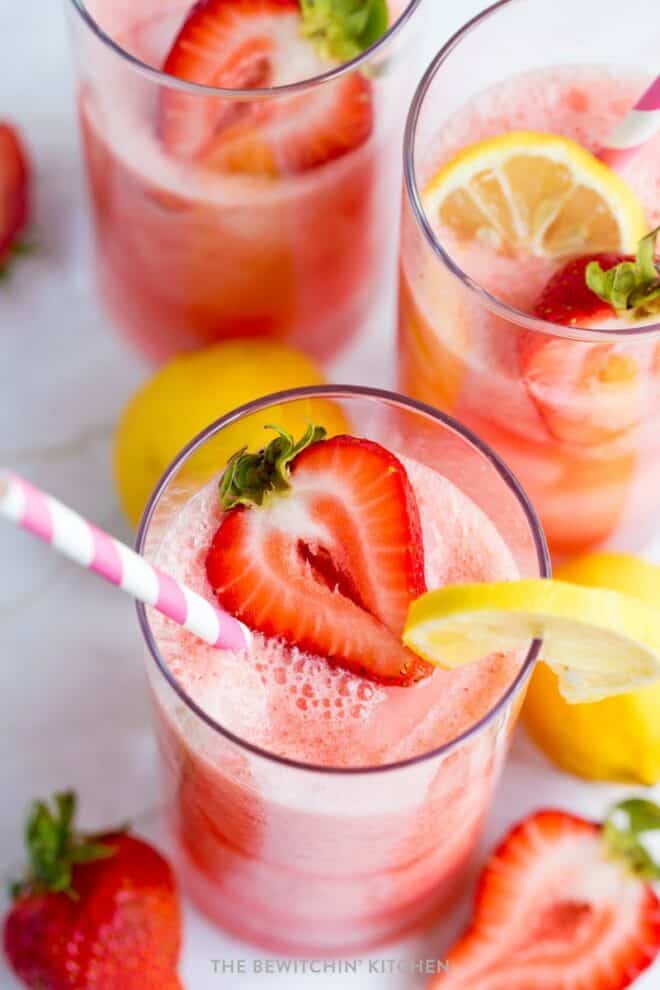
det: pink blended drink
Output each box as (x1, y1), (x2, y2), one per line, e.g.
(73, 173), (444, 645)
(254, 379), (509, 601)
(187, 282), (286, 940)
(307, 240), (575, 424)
(66, 0), (425, 363)
(138, 387), (548, 954)
(399, 0), (660, 557)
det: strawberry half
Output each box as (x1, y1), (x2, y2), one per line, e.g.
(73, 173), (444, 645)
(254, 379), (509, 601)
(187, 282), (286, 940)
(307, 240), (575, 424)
(0, 123), (29, 271)
(520, 229), (660, 445)
(434, 800), (660, 990)
(159, 0), (374, 176)
(206, 426), (432, 686)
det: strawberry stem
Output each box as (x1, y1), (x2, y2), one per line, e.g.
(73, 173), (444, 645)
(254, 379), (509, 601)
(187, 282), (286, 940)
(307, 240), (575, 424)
(11, 792), (116, 901)
(300, 0), (388, 62)
(220, 424), (327, 511)
(603, 798), (660, 882)
(0, 239), (36, 281)
(586, 227), (660, 318)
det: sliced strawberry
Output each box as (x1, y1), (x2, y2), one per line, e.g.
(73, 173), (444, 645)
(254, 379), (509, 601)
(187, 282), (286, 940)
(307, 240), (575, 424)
(159, 0), (373, 176)
(519, 332), (653, 445)
(206, 429), (431, 686)
(290, 437), (426, 633)
(0, 123), (29, 267)
(434, 805), (660, 990)
(521, 234), (660, 445)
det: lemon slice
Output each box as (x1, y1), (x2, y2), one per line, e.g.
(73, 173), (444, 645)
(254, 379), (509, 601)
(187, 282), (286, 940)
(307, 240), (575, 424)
(403, 580), (660, 704)
(423, 131), (647, 258)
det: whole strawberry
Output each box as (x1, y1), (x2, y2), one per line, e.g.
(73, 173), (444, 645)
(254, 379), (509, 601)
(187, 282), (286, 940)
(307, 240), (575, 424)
(3, 792), (182, 990)
(533, 225), (660, 329)
(0, 122), (30, 276)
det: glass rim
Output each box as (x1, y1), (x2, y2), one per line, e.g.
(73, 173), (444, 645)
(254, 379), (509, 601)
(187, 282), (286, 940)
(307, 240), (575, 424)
(136, 385), (550, 777)
(403, 0), (660, 342)
(67, 0), (425, 99)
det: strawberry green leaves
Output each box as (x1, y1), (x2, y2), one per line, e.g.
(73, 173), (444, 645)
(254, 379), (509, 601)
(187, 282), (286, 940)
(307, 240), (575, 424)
(11, 792), (115, 900)
(587, 227), (660, 317)
(300, 0), (389, 62)
(0, 240), (35, 281)
(604, 798), (660, 881)
(219, 424), (327, 510)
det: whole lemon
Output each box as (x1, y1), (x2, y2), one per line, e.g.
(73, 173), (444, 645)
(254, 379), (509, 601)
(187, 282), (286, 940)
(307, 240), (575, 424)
(523, 553), (660, 784)
(114, 340), (348, 527)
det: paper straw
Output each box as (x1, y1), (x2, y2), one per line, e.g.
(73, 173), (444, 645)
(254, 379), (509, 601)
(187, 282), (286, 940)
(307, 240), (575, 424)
(600, 75), (660, 170)
(0, 470), (252, 652)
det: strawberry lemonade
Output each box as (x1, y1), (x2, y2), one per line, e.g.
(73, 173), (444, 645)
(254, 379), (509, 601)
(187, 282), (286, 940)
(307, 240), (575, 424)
(138, 387), (548, 954)
(399, 0), (660, 557)
(66, 0), (425, 362)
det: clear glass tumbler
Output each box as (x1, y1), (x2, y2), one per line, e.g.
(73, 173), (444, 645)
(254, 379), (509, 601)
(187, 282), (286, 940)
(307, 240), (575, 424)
(65, 0), (428, 364)
(136, 385), (548, 955)
(399, 0), (660, 558)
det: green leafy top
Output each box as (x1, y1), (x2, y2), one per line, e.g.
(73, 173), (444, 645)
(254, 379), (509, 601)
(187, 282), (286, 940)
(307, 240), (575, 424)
(586, 227), (660, 319)
(11, 792), (116, 901)
(603, 798), (660, 882)
(0, 240), (36, 282)
(300, 0), (389, 63)
(220, 424), (327, 511)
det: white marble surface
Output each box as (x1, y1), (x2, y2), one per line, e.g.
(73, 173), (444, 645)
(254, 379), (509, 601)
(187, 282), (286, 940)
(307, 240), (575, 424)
(0, 1), (658, 987)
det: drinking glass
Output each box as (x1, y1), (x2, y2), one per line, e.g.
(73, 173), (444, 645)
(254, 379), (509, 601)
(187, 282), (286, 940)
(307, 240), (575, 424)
(65, 0), (428, 363)
(399, 0), (660, 557)
(137, 385), (549, 954)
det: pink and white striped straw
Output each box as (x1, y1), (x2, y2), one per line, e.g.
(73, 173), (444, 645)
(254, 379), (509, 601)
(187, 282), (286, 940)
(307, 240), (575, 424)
(600, 75), (660, 171)
(0, 470), (252, 652)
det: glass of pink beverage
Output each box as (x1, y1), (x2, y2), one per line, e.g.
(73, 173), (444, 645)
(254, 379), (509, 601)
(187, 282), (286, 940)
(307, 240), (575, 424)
(136, 385), (549, 954)
(399, 0), (660, 558)
(65, 0), (427, 364)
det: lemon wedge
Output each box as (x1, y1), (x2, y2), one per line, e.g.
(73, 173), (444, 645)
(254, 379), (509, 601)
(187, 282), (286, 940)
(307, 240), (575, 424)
(403, 580), (660, 704)
(423, 131), (646, 258)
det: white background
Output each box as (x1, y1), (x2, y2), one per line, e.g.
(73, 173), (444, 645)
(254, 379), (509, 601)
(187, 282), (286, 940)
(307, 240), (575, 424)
(0, 1), (658, 987)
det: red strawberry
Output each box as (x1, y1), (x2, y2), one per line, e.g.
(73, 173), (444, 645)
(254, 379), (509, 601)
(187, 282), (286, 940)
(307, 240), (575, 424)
(0, 123), (29, 271)
(159, 0), (373, 176)
(3, 792), (182, 989)
(533, 253), (632, 329)
(433, 801), (660, 990)
(206, 426), (432, 686)
(520, 229), (660, 444)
